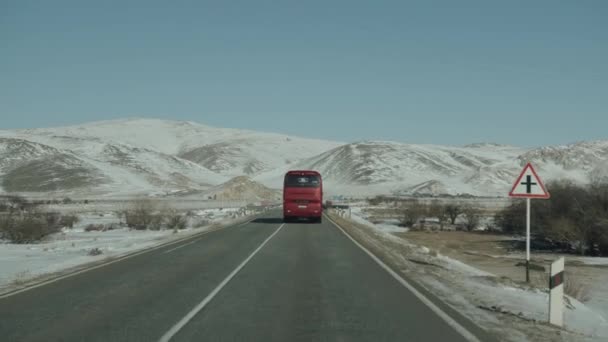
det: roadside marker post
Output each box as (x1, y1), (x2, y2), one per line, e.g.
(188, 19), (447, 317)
(549, 257), (565, 327)
(508, 163), (550, 283)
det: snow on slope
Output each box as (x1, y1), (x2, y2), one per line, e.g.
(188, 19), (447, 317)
(13, 119), (202, 155)
(177, 134), (342, 177)
(518, 140), (608, 184)
(0, 134), (226, 196)
(0, 138), (107, 193)
(255, 140), (608, 197)
(1, 119), (606, 197)
(256, 141), (528, 196)
(9, 118), (342, 178)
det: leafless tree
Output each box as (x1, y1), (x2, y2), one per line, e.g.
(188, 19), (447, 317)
(461, 205), (481, 231)
(445, 203), (462, 225)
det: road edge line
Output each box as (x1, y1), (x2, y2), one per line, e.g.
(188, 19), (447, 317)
(158, 223), (285, 342)
(162, 238), (203, 254)
(325, 214), (482, 342)
(0, 217), (257, 300)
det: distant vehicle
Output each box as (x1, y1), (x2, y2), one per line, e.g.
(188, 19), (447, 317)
(283, 170), (323, 223)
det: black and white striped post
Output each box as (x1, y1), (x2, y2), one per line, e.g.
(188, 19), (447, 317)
(549, 257), (565, 327)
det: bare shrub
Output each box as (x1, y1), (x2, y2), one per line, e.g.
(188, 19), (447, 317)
(461, 205), (481, 231)
(85, 224), (105, 232)
(368, 196), (388, 206)
(60, 215), (80, 228)
(166, 210), (188, 230)
(370, 218), (383, 225)
(496, 180), (608, 255)
(125, 198), (158, 230)
(194, 218), (211, 228)
(88, 248), (103, 256)
(115, 209), (129, 224)
(401, 201), (426, 228)
(0, 195), (44, 213)
(148, 214), (165, 231)
(0, 212), (61, 243)
(445, 203), (462, 225)
(428, 200), (449, 230)
(3, 195), (30, 212)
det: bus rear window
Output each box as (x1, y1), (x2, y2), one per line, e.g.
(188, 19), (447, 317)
(285, 175), (320, 188)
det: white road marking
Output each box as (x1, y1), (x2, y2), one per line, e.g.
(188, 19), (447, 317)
(162, 239), (202, 254)
(325, 215), (482, 342)
(158, 223), (285, 342)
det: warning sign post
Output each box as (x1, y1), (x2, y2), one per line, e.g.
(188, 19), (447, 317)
(508, 163), (550, 282)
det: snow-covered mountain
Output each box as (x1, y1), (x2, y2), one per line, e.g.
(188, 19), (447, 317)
(10, 119), (341, 178)
(0, 119), (339, 196)
(255, 140), (608, 197)
(0, 118), (606, 197)
(0, 137), (107, 193)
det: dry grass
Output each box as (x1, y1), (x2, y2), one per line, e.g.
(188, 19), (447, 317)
(530, 270), (592, 303)
(564, 271), (591, 303)
(11, 271), (32, 286)
(529, 271), (549, 289)
(193, 218), (211, 228)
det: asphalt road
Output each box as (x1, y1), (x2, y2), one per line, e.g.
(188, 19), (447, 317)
(0, 213), (493, 342)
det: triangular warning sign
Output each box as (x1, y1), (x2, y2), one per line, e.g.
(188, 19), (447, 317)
(509, 163), (550, 199)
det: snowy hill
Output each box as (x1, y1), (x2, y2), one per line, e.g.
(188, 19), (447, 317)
(9, 118), (341, 178)
(255, 141), (607, 197)
(0, 137), (106, 193)
(0, 118), (606, 197)
(0, 119), (339, 196)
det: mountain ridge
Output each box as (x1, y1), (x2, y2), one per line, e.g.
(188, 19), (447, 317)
(0, 118), (605, 197)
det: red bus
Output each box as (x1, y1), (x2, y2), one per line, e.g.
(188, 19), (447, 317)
(283, 170), (323, 223)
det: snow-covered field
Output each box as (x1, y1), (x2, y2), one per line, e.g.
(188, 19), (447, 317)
(338, 208), (608, 341)
(40, 199), (256, 214)
(0, 208), (253, 293)
(348, 207), (409, 233)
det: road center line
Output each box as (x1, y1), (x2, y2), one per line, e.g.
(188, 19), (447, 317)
(325, 215), (482, 342)
(158, 223), (285, 342)
(162, 239), (202, 254)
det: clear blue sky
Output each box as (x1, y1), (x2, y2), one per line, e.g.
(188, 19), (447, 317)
(1, 0), (607, 146)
